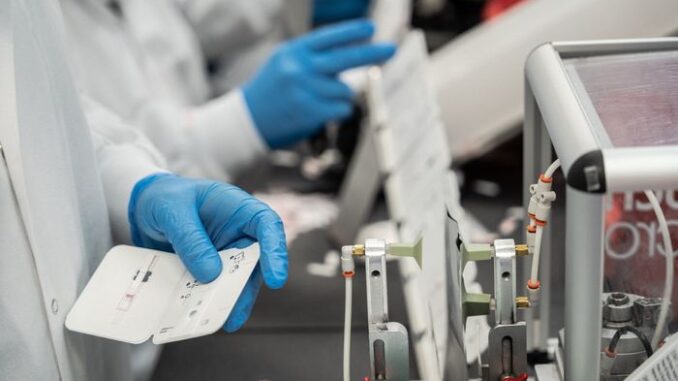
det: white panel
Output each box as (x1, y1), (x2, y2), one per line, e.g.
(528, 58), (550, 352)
(430, 0), (678, 160)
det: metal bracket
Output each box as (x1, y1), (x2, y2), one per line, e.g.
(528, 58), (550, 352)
(369, 322), (410, 381)
(494, 239), (518, 326)
(364, 238), (410, 381)
(488, 323), (528, 381)
(486, 239), (528, 381)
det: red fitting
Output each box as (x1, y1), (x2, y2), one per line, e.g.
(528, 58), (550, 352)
(343, 271), (355, 278)
(604, 347), (617, 358)
(527, 225), (537, 233)
(539, 174), (553, 183)
(527, 279), (541, 289)
(535, 219), (547, 227)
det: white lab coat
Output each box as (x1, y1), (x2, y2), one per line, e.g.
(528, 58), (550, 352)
(0, 0), (166, 379)
(60, 0), (275, 181)
(174, 0), (311, 94)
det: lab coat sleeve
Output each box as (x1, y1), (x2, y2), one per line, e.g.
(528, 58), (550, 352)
(81, 96), (169, 244)
(174, 0), (311, 93)
(187, 89), (268, 179)
(173, 0), (286, 59)
(134, 89), (266, 181)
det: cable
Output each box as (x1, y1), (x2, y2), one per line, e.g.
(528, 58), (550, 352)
(530, 225), (544, 282)
(526, 159), (560, 301)
(343, 276), (353, 381)
(644, 190), (674, 349)
(544, 158), (561, 179)
(607, 325), (654, 358)
(341, 246), (356, 381)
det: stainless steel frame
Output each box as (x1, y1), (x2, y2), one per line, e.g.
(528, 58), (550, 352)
(524, 38), (678, 380)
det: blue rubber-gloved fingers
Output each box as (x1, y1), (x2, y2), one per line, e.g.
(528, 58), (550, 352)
(159, 202), (223, 284)
(224, 267), (263, 332)
(299, 19), (375, 51)
(196, 184), (257, 249)
(306, 78), (355, 121)
(242, 208), (288, 289)
(302, 74), (354, 101)
(242, 18), (396, 149)
(312, 43), (397, 75)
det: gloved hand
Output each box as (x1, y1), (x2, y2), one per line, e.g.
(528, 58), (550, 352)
(128, 173), (287, 332)
(313, 0), (370, 25)
(243, 19), (396, 149)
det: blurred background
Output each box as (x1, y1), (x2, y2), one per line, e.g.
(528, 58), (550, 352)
(146, 0), (678, 379)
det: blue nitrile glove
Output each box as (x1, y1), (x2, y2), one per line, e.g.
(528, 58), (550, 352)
(313, 0), (370, 25)
(128, 173), (287, 332)
(243, 19), (396, 149)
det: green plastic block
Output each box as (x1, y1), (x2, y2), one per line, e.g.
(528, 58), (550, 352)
(461, 243), (493, 263)
(464, 292), (491, 317)
(389, 237), (423, 268)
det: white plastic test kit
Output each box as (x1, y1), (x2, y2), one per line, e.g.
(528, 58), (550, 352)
(66, 244), (259, 344)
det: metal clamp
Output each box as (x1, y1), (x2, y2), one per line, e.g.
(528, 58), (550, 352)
(364, 238), (410, 381)
(487, 239), (528, 381)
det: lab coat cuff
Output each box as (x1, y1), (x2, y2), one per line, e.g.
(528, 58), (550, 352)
(188, 90), (267, 179)
(99, 148), (169, 245)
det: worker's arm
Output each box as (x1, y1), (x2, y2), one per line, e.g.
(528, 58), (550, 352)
(134, 20), (396, 181)
(131, 91), (268, 181)
(82, 95), (169, 244)
(173, 0), (312, 94)
(173, 0), (310, 60)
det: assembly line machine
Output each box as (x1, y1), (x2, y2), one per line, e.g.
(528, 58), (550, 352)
(342, 38), (678, 381)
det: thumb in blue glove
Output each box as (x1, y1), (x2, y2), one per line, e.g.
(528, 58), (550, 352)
(243, 19), (396, 149)
(128, 173), (288, 332)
